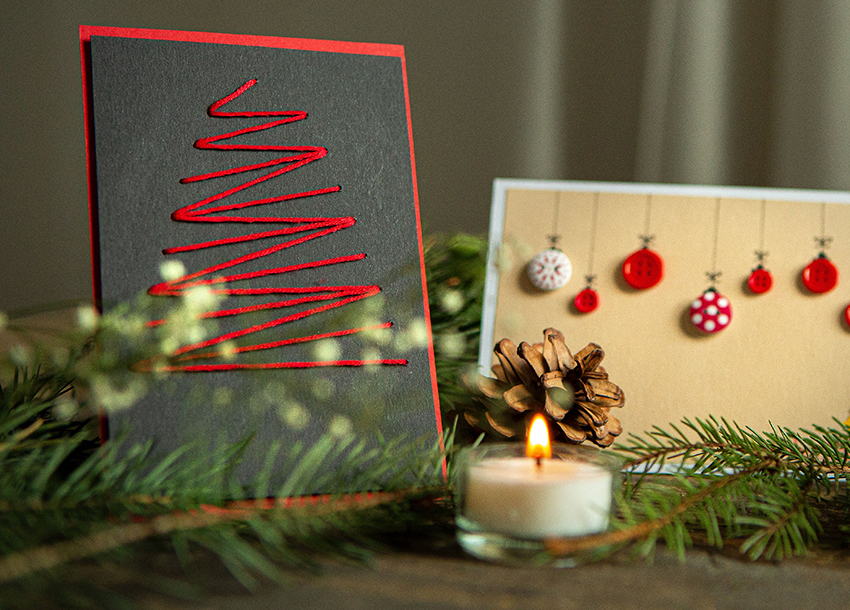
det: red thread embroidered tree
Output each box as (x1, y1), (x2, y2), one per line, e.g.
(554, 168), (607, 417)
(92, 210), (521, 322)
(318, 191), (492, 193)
(146, 79), (406, 371)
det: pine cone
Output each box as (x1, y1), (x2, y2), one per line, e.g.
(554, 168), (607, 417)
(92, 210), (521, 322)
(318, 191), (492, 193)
(467, 328), (624, 447)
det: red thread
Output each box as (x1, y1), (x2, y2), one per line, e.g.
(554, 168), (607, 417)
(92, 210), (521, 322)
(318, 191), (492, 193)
(174, 323), (393, 362)
(145, 79), (406, 371)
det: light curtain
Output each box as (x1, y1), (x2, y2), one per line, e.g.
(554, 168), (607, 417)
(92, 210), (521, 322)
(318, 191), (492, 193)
(526, 0), (850, 193)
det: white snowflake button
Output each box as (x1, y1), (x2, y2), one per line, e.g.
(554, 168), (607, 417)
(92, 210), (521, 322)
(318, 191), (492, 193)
(689, 288), (732, 334)
(527, 249), (572, 291)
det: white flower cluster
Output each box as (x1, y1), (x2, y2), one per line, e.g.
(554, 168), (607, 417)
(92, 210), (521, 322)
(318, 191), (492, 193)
(67, 260), (227, 413)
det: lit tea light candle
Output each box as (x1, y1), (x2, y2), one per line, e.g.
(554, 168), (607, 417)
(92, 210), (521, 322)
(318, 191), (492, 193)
(527, 413), (552, 463)
(460, 415), (615, 540)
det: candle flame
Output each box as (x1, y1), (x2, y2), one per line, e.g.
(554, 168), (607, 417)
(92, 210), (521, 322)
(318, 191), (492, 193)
(527, 414), (552, 460)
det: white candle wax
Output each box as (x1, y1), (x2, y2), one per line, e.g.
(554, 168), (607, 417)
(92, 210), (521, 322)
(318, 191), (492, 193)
(464, 457), (613, 539)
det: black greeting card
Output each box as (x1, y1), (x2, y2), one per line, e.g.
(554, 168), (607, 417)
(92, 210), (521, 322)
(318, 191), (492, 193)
(80, 26), (441, 488)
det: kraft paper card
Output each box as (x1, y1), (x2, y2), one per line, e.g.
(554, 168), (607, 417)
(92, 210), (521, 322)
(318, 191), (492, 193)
(482, 179), (850, 436)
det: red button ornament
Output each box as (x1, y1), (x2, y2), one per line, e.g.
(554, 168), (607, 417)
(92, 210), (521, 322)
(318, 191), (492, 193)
(622, 248), (664, 289)
(689, 288), (732, 334)
(574, 288), (599, 313)
(747, 267), (773, 294)
(845, 303), (850, 328)
(802, 257), (838, 294)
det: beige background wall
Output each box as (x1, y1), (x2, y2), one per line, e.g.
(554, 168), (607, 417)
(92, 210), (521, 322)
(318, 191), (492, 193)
(4, 1), (850, 314)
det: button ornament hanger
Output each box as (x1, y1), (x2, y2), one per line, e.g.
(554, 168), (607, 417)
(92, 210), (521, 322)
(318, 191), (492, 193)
(690, 199), (732, 334)
(574, 193), (600, 313)
(802, 204), (838, 294)
(747, 200), (772, 294)
(527, 192), (572, 291)
(622, 195), (664, 289)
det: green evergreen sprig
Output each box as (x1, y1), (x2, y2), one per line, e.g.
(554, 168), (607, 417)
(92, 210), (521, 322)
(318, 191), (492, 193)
(423, 233), (487, 427)
(544, 417), (850, 563)
(0, 379), (453, 605)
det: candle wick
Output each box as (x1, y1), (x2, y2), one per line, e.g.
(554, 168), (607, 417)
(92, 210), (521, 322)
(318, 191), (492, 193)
(535, 456), (542, 469)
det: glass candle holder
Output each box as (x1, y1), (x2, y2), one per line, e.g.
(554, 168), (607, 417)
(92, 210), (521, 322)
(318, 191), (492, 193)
(455, 442), (623, 567)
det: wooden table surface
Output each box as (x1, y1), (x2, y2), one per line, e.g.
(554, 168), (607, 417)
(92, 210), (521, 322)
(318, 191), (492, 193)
(135, 545), (850, 610)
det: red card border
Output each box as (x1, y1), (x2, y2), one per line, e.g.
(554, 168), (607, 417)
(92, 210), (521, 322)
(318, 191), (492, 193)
(78, 25), (442, 452)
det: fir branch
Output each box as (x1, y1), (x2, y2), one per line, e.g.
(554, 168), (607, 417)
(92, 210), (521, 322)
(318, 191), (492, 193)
(0, 488), (432, 585)
(0, 417), (44, 452)
(571, 417), (850, 562)
(423, 233), (487, 429)
(737, 476), (821, 560)
(0, 417), (450, 589)
(544, 457), (775, 559)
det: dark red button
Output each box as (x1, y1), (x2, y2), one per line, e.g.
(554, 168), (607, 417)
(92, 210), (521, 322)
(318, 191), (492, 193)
(747, 268), (773, 294)
(574, 288), (599, 313)
(802, 258), (838, 294)
(622, 248), (664, 289)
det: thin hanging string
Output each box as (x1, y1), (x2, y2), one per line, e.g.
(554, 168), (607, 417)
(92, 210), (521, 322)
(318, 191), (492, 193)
(706, 198), (722, 287)
(585, 193), (599, 286)
(639, 194), (654, 247)
(755, 199), (768, 265)
(548, 192), (561, 248)
(815, 202), (832, 254)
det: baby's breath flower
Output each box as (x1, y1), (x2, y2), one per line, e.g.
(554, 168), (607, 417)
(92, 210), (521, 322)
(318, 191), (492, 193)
(158, 307), (211, 355)
(49, 347), (72, 369)
(262, 381), (287, 402)
(496, 243), (517, 272)
(8, 344), (32, 368)
(328, 415), (353, 439)
(439, 289), (465, 314)
(360, 347), (381, 363)
(159, 260), (186, 281)
(218, 341), (238, 361)
(182, 285), (218, 312)
(311, 377), (335, 401)
(91, 375), (147, 412)
(395, 318), (428, 352)
(76, 306), (100, 332)
(213, 387), (232, 407)
(437, 332), (466, 358)
(149, 359), (170, 376)
(278, 400), (309, 430)
(119, 314), (147, 339)
(362, 293), (386, 314)
(312, 339), (341, 362)
(53, 397), (79, 421)
(184, 324), (206, 345)
(360, 347), (383, 373)
(361, 324), (392, 346)
(409, 318), (429, 346)
(160, 336), (180, 356)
